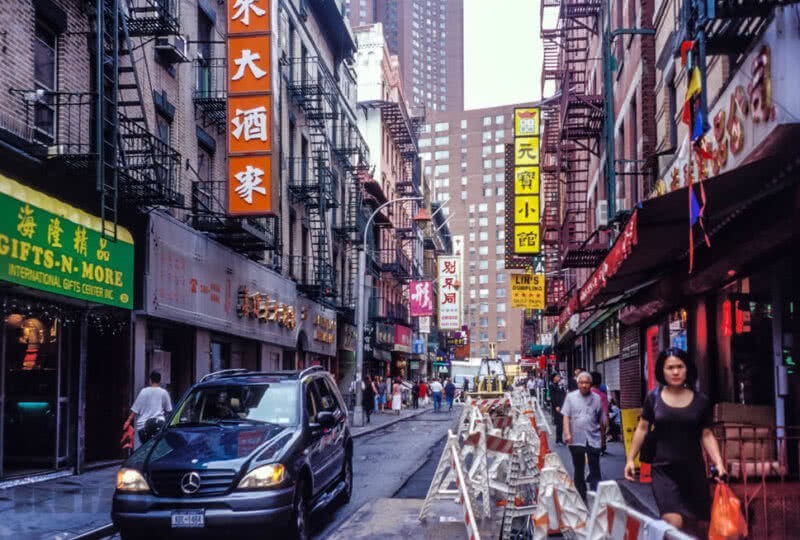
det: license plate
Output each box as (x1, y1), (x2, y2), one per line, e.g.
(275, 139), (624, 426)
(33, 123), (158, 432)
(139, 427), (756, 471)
(171, 510), (205, 528)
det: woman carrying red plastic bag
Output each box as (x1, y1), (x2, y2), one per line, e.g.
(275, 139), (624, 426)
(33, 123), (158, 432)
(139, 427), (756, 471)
(708, 481), (748, 540)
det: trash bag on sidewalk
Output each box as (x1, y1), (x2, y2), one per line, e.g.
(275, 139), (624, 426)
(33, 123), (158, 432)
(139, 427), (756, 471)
(708, 483), (748, 540)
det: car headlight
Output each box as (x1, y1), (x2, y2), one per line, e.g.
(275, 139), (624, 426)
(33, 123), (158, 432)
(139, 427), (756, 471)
(237, 463), (285, 489)
(116, 468), (150, 492)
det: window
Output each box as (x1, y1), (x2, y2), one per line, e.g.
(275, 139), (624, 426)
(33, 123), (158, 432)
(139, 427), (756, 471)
(496, 173), (505, 183)
(435, 136), (450, 145)
(434, 164), (449, 175)
(479, 231), (488, 241)
(461, 119), (468, 129)
(479, 317), (489, 327)
(469, 218), (476, 227)
(495, 245), (505, 255)
(497, 303), (506, 312)
(461, 191), (468, 200)
(479, 346), (489, 356)
(435, 150), (449, 160)
(494, 158), (504, 168)
(469, 232), (476, 242)
(478, 203), (488, 212)
(435, 122), (449, 132)
(470, 289), (477, 299)
(497, 317), (506, 327)
(496, 273), (505, 283)
(479, 289), (489, 298)
(496, 202), (505, 213)
(496, 216), (505, 226)
(482, 116), (491, 127)
(482, 145), (492, 157)
(496, 229), (505, 241)
(33, 22), (57, 143)
(461, 176), (468, 186)
(480, 303), (489, 313)
(421, 152), (432, 161)
(461, 133), (468, 144)
(156, 114), (171, 145)
(496, 259), (504, 270)
(495, 129), (504, 139)
(495, 144), (504, 154)
(483, 174), (492, 184)
(479, 260), (489, 270)
(480, 332), (489, 342)
(495, 114), (505, 124)
(469, 275), (476, 285)
(468, 204), (475, 214)
(478, 246), (488, 255)
(479, 217), (488, 227)
(482, 132), (492, 143)
(419, 138), (431, 147)
(497, 187), (505, 197)
(497, 331), (506, 342)
(496, 288), (506, 297)
(479, 275), (488, 284)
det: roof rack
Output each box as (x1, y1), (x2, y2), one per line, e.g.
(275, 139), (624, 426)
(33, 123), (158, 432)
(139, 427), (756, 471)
(298, 366), (325, 379)
(200, 368), (250, 383)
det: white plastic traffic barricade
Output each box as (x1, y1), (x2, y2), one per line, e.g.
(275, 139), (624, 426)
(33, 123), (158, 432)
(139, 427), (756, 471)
(532, 453), (589, 539)
(582, 481), (694, 540)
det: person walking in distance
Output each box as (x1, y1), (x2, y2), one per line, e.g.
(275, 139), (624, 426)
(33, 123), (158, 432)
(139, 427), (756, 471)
(625, 348), (727, 536)
(419, 379), (428, 407)
(568, 367), (581, 391)
(591, 371), (609, 454)
(391, 378), (402, 415)
(444, 378), (456, 412)
(561, 371), (606, 500)
(549, 373), (567, 444)
(362, 375), (375, 424)
(430, 378), (443, 413)
(125, 371), (172, 446)
(411, 380), (420, 409)
(377, 376), (387, 413)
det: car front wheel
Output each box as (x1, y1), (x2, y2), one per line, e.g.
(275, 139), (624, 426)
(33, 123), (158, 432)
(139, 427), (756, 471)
(289, 477), (310, 540)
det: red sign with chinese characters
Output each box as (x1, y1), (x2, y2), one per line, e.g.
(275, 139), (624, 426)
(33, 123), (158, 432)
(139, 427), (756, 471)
(409, 280), (434, 317)
(227, 0), (273, 215)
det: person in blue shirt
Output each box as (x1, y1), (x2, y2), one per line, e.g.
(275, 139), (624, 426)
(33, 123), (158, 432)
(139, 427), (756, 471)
(444, 379), (457, 412)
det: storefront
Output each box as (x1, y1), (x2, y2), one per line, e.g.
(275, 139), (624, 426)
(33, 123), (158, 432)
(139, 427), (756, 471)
(392, 324), (412, 379)
(140, 212), (297, 399)
(295, 299), (337, 373)
(336, 322), (357, 395)
(0, 173), (134, 479)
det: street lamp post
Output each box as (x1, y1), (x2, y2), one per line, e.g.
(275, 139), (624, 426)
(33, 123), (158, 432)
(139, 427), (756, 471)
(352, 196), (425, 427)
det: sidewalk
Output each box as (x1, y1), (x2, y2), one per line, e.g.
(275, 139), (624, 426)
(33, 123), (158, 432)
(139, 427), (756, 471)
(0, 404), (432, 540)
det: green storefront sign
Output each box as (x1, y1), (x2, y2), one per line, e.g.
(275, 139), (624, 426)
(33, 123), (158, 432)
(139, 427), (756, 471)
(0, 175), (134, 309)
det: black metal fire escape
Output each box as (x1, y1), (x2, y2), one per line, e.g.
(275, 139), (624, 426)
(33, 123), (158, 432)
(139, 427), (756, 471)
(193, 57), (227, 135)
(91, 0), (184, 239)
(287, 57), (339, 300)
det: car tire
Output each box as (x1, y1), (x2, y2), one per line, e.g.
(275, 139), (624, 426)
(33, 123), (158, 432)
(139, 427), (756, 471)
(288, 477), (310, 540)
(337, 454), (353, 506)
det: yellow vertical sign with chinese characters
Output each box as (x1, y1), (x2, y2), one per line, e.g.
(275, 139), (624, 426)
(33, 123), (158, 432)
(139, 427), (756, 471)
(510, 273), (545, 309)
(513, 108), (541, 255)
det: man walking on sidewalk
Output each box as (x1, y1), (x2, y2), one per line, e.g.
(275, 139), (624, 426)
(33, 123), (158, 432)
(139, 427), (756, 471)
(561, 371), (606, 500)
(444, 378), (456, 412)
(125, 370), (172, 446)
(549, 373), (566, 444)
(430, 378), (443, 412)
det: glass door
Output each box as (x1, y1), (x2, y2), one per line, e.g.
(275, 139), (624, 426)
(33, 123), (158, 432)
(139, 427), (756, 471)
(3, 311), (60, 478)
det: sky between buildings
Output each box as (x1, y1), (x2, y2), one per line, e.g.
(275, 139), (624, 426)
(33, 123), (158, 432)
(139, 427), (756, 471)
(463, 0), (543, 110)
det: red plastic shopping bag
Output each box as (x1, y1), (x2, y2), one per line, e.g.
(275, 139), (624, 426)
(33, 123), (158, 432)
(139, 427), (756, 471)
(708, 483), (748, 540)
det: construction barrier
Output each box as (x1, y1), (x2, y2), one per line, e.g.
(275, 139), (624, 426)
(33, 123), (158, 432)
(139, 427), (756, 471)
(419, 430), (482, 540)
(532, 452), (589, 538)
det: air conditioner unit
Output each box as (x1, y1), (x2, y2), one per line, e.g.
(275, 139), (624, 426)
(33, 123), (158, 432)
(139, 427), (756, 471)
(155, 35), (189, 64)
(47, 144), (67, 158)
(595, 199), (609, 229)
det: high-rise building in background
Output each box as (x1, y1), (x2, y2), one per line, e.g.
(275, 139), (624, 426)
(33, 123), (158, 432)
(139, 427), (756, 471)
(348, 0), (532, 361)
(348, 0), (465, 113)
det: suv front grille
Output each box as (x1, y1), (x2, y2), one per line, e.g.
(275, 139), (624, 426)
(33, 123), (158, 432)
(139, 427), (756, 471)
(149, 469), (238, 497)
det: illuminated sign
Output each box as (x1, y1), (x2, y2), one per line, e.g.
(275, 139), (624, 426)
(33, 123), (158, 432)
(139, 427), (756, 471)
(227, 0), (273, 215)
(437, 256), (461, 330)
(0, 174), (133, 309)
(510, 107), (541, 257)
(510, 273), (545, 310)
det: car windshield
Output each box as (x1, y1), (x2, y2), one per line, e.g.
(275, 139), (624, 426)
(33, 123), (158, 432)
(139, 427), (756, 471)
(170, 383), (299, 427)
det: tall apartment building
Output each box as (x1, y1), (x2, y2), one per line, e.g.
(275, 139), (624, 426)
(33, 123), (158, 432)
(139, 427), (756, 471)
(421, 105), (539, 362)
(347, 0), (464, 113)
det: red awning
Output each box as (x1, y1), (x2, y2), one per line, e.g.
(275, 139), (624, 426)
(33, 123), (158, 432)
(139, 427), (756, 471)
(558, 130), (800, 324)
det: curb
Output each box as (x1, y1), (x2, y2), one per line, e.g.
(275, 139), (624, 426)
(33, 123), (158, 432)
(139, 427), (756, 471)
(73, 523), (117, 539)
(351, 407), (430, 439)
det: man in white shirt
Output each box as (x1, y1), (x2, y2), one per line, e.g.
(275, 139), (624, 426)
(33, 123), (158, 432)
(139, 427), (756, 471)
(429, 379), (444, 413)
(125, 371), (173, 445)
(561, 371), (606, 500)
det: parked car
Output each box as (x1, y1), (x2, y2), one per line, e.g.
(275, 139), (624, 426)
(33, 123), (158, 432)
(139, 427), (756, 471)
(112, 367), (353, 540)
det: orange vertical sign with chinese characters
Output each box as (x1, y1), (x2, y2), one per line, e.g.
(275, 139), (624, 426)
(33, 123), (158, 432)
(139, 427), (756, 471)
(227, 0), (273, 215)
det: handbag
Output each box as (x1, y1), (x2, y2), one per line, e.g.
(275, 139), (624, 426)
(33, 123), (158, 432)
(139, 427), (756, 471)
(639, 388), (660, 463)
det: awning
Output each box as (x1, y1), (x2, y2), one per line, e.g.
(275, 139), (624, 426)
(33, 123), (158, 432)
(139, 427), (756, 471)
(560, 127), (800, 322)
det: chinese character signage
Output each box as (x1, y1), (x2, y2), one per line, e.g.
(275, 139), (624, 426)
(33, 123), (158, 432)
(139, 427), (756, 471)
(418, 316), (431, 334)
(409, 280), (433, 317)
(0, 174), (134, 309)
(510, 107), (541, 256)
(437, 256), (461, 330)
(510, 273), (545, 310)
(394, 325), (412, 353)
(227, 0), (273, 215)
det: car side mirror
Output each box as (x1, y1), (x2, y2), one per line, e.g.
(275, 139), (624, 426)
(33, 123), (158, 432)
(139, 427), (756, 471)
(316, 411), (336, 429)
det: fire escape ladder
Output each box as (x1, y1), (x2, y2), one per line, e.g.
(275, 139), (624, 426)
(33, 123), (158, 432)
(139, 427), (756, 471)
(96, 0), (120, 240)
(192, 57), (226, 134)
(124, 0), (180, 37)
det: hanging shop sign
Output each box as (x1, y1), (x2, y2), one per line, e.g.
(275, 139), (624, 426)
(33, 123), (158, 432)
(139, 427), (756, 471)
(437, 256), (461, 330)
(652, 18), (797, 198)
(145, 212), (296, 347)
(409, 280), (434, 317)
(0, 174), (134, 309)
(227, 0), (274, 215)
(418, 316), (431, 334)
(312, 313), (336, 345)
(510, 273), (546, 310)
(394, 324), (412, 353)
(412, 337), (426, 355)
(510, 107), (541, 256)
(338, 323), (357, 352)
